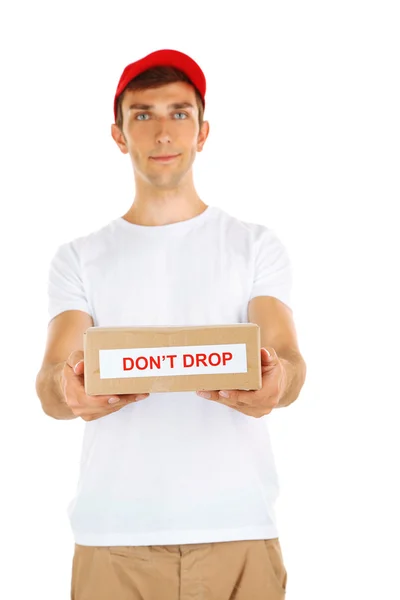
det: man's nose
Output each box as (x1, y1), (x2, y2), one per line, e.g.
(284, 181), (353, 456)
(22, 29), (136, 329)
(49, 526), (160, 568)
(155, 116), (172, 144)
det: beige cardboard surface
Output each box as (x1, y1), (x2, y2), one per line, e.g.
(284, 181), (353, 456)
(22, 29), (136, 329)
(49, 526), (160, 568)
(84, 324), (261, 395)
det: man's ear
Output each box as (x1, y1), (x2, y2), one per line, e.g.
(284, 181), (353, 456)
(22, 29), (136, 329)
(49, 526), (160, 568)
(111, 123), (129, 155)
(197, 120), (210, 152)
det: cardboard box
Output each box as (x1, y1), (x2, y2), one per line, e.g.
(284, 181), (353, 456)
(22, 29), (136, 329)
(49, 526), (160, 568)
(83, 324), (261, 395)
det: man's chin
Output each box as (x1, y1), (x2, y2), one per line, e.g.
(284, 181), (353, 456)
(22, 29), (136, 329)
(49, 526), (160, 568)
(146, 167), (189, 185)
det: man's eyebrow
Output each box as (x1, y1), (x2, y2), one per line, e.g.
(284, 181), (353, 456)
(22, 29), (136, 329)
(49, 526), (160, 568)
(128, 102), (195, 111)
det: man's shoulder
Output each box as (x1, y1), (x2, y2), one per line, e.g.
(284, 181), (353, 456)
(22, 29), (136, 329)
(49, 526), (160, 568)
(53, 219), (117, 260)
(216, 206), (273, 238)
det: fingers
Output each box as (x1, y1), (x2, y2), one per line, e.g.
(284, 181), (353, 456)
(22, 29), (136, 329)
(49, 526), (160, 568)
(196, 389), (244, 403)
(77, 393), (150, 421)
(105, 393), (149, 406)
(64, 377), (150, 419)
(72, 389), (149, 410)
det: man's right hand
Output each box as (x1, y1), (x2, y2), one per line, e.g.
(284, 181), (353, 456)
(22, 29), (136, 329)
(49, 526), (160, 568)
(61, 351), (149, 422)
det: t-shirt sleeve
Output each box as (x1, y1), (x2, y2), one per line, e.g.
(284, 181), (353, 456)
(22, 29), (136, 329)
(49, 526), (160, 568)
(47, 241), (92, 323)
(249, 227), (293, 310)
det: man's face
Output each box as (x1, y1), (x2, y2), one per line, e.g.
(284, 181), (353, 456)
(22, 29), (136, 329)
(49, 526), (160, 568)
(112, 81), (209, 189)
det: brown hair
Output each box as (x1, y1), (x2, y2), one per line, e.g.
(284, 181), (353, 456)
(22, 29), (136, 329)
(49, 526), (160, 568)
(115, 66), (204, 134)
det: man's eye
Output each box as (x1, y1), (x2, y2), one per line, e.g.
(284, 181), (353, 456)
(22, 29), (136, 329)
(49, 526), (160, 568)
(135, 112), (188, 121)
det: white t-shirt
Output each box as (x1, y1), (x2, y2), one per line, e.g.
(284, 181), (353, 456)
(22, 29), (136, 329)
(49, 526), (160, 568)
(47, 204), (293, 546)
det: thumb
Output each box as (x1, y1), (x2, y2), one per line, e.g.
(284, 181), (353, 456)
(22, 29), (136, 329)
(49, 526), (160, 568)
(66, 350), (85, 375)
(261, 347), (276, 366)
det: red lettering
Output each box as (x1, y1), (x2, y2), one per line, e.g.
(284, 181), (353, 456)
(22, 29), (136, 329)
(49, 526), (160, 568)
(183, 354), (194, 367)
(149, 356), (161, 369)
(222, 352), (233, 365)
(209, 352), (221, 366)
(196, 353), (207, 367)
(123, 357), (134, 371)
(166, 354), (177, 368)
(136, 356), (148, 370)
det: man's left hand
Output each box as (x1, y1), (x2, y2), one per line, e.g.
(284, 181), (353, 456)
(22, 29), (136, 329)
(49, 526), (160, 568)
(196, 347), (286, 418)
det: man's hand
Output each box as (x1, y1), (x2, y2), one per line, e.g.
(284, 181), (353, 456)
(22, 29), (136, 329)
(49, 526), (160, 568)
(61, 351), (150, 422)
(196, 347), (286, 418)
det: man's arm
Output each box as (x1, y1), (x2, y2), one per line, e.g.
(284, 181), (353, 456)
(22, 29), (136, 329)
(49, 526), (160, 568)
(248, 295), (307, 408)
(35, 309), (94, 419)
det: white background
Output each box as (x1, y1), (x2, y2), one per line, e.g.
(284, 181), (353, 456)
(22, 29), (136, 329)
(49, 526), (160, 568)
(0, 1), (399, 598)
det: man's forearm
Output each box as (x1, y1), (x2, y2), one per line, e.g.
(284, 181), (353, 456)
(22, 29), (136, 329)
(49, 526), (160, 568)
(277, 353), (307, 408)
(35, 362), (77, 420)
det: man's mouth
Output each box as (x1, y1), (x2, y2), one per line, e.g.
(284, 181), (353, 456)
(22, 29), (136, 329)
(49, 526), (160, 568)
(150, 154), (180, 163)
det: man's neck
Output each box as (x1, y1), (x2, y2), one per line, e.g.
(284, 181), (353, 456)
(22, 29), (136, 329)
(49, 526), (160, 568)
(122, 197), (208, 227)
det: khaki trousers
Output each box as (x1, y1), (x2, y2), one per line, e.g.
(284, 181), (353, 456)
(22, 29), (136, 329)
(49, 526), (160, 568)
(71, 538), (287, 599)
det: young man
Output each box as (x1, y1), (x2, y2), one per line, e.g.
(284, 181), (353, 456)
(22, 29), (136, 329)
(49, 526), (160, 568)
(36, 49), (307, 599)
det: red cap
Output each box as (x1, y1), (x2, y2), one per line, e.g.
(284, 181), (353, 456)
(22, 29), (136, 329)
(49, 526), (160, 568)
(113, 49), (206, 122)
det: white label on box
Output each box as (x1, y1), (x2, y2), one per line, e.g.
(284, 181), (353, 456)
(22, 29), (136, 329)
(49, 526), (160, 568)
(99, 343), (248, 379)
